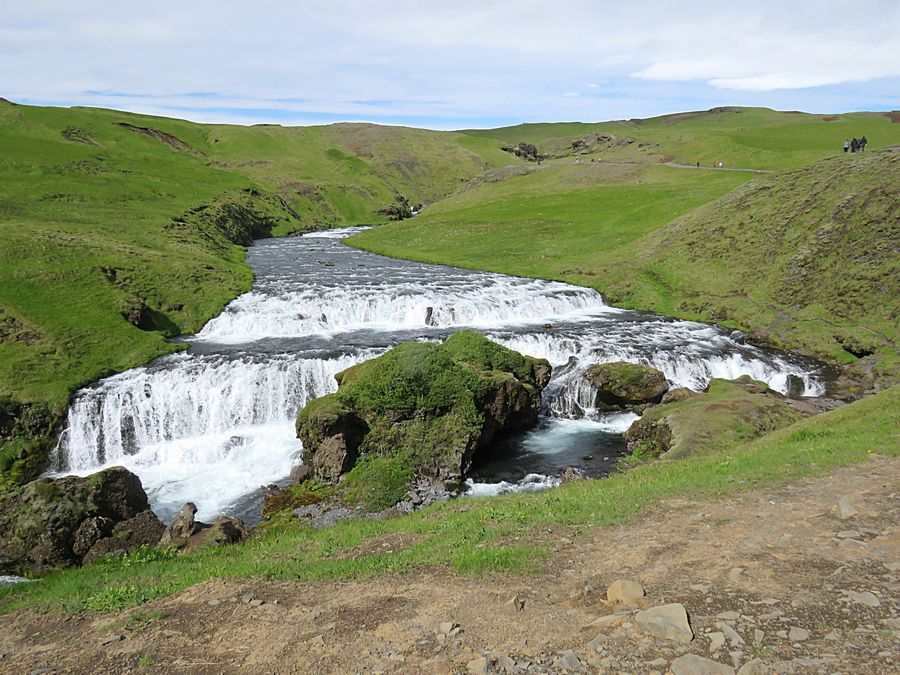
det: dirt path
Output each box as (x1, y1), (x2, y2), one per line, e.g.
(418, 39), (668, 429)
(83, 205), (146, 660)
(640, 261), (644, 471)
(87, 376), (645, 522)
(1, 459), (897, 674)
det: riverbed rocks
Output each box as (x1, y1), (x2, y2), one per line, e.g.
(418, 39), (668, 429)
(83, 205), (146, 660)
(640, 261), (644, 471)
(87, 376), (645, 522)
(624, 376), (801, 459)
(296, 331), (551, 486)
(0, 466), (163, 575)
(583, 361), (669, 407)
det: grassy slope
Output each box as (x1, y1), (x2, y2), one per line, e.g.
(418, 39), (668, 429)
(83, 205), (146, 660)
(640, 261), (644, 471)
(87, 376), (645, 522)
(465, 107), (900, 169)
(0, 101), (513, 484)
(351, 145), (899, 377)
(1, 384), (895, 614)
(0, 101), (509, 410)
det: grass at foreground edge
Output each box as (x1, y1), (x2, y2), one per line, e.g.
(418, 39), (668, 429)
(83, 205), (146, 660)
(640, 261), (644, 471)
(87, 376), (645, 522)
(1, 386), (897, 615)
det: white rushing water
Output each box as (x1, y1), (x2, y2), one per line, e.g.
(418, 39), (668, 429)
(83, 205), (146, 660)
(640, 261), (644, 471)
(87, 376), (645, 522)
(54, 228), (827, 521)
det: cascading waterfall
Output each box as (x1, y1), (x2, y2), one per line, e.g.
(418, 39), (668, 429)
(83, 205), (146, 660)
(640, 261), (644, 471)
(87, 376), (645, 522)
(54, 228), (828, 522)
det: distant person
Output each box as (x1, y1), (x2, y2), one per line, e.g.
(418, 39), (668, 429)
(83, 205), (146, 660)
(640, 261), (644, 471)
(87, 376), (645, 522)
(843, 139), (850, 153)
(850, 138), (858, 153)
(696, 161), (700, 168)
(718, 161), (723, 168)
(860, 136), (868, 151)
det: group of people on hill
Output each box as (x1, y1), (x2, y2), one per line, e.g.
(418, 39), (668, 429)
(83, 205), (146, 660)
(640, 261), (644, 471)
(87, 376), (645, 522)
(842, 137), (868, 153)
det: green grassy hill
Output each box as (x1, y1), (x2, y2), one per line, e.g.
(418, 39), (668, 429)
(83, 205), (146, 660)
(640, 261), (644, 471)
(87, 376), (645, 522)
(351, 148), (899, 385)
(0, 101), (510, 483)
(2, 100), (898, 485)
(465, 107), (900, 169)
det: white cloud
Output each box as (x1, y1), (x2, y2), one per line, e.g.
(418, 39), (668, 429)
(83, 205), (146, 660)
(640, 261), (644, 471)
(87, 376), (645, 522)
(0, 1), (898, 126)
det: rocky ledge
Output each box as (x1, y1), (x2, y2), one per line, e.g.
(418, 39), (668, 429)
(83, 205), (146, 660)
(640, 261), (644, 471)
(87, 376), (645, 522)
(0, 467), (248, 576)
(296, 330), (551, 488)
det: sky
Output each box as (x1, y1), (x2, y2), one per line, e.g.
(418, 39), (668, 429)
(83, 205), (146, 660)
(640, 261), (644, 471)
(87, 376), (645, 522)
(2, 1), (899, 129)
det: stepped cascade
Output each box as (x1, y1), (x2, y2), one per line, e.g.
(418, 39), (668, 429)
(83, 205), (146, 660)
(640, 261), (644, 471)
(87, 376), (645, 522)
(55, 229), (825, 521)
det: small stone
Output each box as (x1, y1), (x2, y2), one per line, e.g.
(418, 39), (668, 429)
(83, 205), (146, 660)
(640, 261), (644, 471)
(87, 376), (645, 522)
(466, 656), (489, 674)
(837, 497), (857, 520)
(670, 653), (735, 674)
(849, 591), (880, 607)
(836, 530), (862, 539)
(607, 579), (645, 605)
(716, 611), (740, 621)
(241, 592), (255, 604)
(249, 598), (265, 607)
(709, 631), (726, 653)
(691, 583), (712, 593)
(716, 622), (744, 647)
(737, 658), (770, 674)
(649, 657), (668, 667)
(587, 632), (607, 652)
(495, 654), (516, 670)
(207, 599), (221, 606)
(753, 629), (764, 643)
(585, 613), (626, 628)
(728, 567), (746, 584)
(309, 634), (325, 645)
(553, 650), (583, 671)
(438, 621), (459, 635)
(882, 618), (900, 631)
(788, 627), (809, 642)
(505, 595), (525, 612)
(634, 603), (694, 643)
(29, 670), (57, 675)
(101, 634), (124, 645)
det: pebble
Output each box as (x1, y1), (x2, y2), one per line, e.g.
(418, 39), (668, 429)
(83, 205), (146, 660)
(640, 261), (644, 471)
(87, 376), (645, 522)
(207, 599), (221, 607)
(607, 579), (645, 605)
(466, 656), (488, 674)
(728, 567), (745, 583)
(716, 621), (744, 647)
(709, 631), (726, 653)
(788, 626), (810, 642)
(101, 634), (124, 645)
(249, 599), (265, 607)
(849, 591), (880, 607)
(837, 497), (858, 520)
(241, 592), (255, 604)
(753, 629), (764, 643)
(670, 653), (735, 674)
(553, 650), (584, 671)
(716, 611), (740, 620)
(836, 530), (862, 539)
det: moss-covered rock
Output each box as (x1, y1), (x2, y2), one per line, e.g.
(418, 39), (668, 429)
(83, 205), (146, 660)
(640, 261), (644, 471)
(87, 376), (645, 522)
(623, 375), (801, 459)
(296, 331), (551, 488)
(0, 395), (62, 489)
(584, 361), (669, 407)
(0, 466), (163, 575)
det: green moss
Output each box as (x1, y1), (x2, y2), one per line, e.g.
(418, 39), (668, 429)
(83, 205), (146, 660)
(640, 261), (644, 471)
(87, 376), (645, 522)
(342, 453), (416, 512)
(261, 481), (336, 517)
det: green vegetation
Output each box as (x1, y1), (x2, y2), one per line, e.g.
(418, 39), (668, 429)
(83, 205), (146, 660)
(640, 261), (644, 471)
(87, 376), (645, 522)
(297, 331), (549, 484)
(351, 147), (899, 382)
(2, 384), (895, 614)
(465, 107), (900, 169)
(624, 376), (801, 459)
(0, 101), (511, 483)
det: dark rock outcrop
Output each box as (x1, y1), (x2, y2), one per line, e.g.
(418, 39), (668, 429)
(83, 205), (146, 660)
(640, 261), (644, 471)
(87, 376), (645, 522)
(0, 467), (164, 575)
(584, 361), (669, 407)
(296, 331), (551, 485)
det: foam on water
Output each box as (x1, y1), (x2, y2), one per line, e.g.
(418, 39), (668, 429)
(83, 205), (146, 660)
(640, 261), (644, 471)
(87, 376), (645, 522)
(55, 229), (829, 521)
(464, 473), (561, 497)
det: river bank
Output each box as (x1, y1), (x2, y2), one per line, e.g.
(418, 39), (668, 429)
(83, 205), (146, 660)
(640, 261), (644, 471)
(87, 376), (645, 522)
(2, 455), (896, 673)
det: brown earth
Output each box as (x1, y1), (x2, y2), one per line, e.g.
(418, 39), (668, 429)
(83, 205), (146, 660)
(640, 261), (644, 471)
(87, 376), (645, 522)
(0, 459), (897, 674)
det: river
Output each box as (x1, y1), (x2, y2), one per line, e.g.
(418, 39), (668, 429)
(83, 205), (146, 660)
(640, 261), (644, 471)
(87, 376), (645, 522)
(51, 228), (826, 523)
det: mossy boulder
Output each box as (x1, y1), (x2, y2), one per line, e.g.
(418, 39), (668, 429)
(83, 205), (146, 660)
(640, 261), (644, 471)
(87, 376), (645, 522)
(623, 375), (801, 459)
(0, 395), (62, 489)
(296, 331), (551, 487)
(584, 361), (669, 407)
(0, 466), (164, 575)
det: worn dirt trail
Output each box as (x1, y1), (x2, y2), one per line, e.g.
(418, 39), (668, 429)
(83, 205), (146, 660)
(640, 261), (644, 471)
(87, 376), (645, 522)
(1, 458), (897, 674)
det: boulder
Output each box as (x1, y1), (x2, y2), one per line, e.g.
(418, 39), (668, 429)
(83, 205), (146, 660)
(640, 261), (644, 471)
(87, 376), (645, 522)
(624, 376), (801, 459)
(634, 603), (694, 643)
(0, 467), (161, 574)
(661, 387), (700, 404)
(583, 361), (669, 407)
(183, 516), (248, 552)
(289, 464), (312, 483)
(82, 510), (165, 564)
(607, 579), (645, 605)
(159, 502), (204, 546)
(296, 331), (551, 484)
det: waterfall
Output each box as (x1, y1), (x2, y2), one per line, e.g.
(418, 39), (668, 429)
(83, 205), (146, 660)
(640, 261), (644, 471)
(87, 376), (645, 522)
(53, 227), (828, 520)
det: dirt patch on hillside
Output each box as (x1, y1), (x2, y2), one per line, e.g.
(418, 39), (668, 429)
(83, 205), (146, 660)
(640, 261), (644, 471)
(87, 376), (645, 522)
(1, 459), (897, 673)
(115, 123), (205, 157)
(884, 112), (900, 123)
